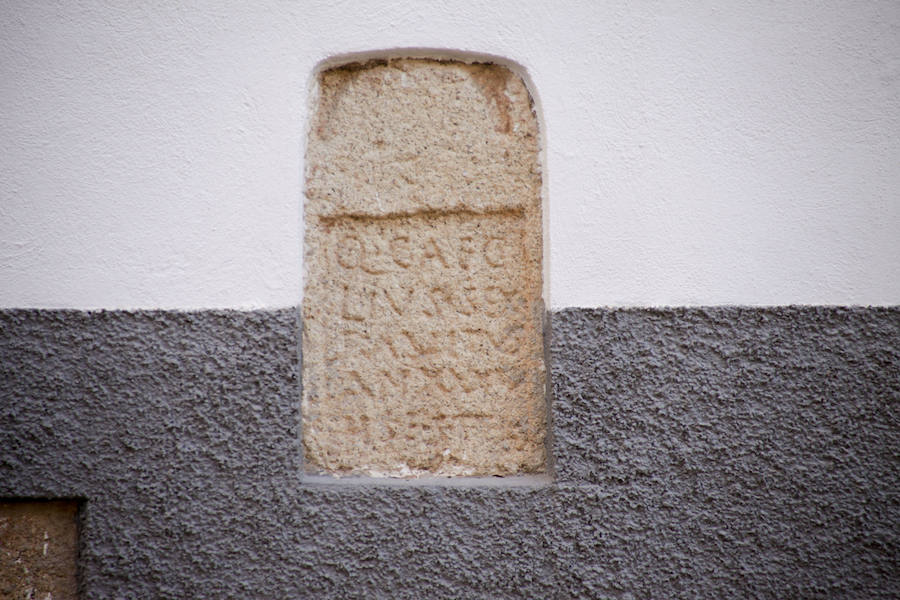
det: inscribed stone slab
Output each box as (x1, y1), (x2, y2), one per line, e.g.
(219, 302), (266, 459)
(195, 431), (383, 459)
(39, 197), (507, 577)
(303, 59), (545, 476)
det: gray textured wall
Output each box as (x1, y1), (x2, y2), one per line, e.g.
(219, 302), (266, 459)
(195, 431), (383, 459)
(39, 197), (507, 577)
(1, 307), (898, 598)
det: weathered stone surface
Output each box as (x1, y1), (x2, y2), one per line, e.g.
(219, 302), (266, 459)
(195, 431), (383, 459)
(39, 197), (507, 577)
(303, 59), (545, 476)
(0, 501), (78, 600)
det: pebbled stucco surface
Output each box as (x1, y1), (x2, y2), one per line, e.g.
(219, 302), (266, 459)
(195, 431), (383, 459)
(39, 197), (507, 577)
(1, 307), (898, 598)
(550, 307), (900, 598)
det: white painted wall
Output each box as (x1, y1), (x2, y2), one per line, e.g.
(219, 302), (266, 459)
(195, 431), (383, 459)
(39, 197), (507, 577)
(2, 1), (898, 309)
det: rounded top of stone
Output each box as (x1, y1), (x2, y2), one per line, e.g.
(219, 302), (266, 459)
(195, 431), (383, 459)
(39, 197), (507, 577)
(306, 58), (541, 219)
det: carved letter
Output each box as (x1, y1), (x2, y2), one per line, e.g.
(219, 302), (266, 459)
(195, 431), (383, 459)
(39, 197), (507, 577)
(341, 284), (374, 321)
(361, 236), (393, 275)
(483, 236), (505, 267)
(390, 235), (412, 268)
(336, 235), (363, 269)
(458, 235), (477, 270)
(423, 236), (450, 268)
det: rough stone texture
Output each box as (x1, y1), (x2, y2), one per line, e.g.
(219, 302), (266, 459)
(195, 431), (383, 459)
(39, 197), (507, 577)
(0, 500), (79, 600)
(303, 59), (545, 476)
(1, 307), (898, 598)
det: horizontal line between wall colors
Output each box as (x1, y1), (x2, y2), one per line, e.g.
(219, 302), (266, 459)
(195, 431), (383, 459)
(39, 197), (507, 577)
(300, 475), (553, 488)
(5, 301), (900, 311)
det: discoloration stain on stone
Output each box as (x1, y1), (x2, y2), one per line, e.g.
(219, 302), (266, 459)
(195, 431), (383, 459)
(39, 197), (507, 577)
(303, 58), (545, 477)
(469, 64), (514, 134)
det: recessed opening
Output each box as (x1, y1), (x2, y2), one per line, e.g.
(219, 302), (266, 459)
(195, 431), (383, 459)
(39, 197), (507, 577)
(302, 57), (547, 478)
(0, 499), (80, 599)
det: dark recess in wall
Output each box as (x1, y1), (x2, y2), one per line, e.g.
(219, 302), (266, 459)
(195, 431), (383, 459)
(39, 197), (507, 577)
(0, 498), (81, 599)
(1, 307), (898, 598)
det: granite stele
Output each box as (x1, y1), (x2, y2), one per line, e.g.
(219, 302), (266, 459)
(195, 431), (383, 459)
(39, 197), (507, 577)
(302, 59), (546, 477)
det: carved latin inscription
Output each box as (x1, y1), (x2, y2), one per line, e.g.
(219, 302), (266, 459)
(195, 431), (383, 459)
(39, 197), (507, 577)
(303, 59), (545, 476)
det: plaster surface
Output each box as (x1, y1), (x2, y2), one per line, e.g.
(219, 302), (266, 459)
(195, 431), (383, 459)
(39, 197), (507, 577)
(303, 59), (545, 476)
(2, 2), (899, 308)
(2, 308), (898, 598)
